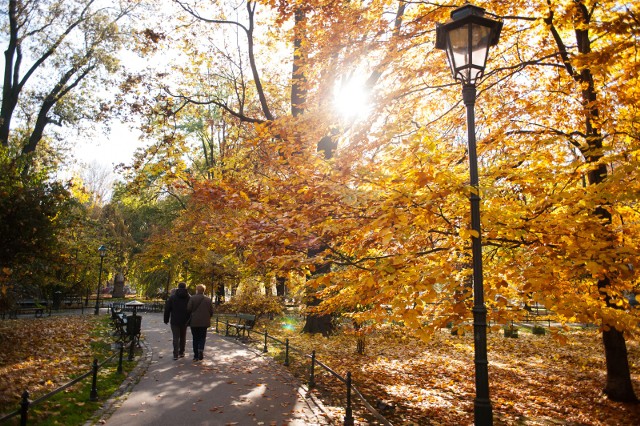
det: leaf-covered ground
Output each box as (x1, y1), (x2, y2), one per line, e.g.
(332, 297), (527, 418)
(2, 316), (639, 424)
(0, 316), (98, 413)
(260, 321), (640, 425)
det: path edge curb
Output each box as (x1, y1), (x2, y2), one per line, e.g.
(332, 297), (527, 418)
(84, 337), (153, 426)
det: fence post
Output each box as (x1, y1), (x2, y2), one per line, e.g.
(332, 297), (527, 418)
(309, 350), (316, 388)
(284, 338), (290, 366)
(344, 372), (354, 426)
(89, 359), (99, 401)
(263, 331), (268, 353)
(225, 320), (229, 336)
(128, 333), (135, 361)
(215, 317), (219, 334)
(117, 342), (124, 374)
(20, 390), (30, 426)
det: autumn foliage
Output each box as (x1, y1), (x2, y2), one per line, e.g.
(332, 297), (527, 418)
(10, 0), (633, 412)
(124, 1), (639, 324)
(127, 0), (640, 402)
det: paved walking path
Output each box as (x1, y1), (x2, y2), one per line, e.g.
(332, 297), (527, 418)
(95, 312), (333, 425)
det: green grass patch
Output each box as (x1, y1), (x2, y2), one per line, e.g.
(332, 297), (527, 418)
(11, 360), (136, 426)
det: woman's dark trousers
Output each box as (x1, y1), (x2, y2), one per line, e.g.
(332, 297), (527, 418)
(190, 326), (207, 360)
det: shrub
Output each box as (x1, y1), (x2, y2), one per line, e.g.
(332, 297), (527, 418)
(504, 326), (519, 338)
(219, 290), (283, 321)
(532, 325), (546, 335)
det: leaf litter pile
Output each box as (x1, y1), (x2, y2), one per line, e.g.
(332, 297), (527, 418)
(263, 322), (640, 425)
(1, 316), (639, 425)
(0, 316), (98, 413)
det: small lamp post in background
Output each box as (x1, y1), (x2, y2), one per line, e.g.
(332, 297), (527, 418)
(435, 3), (502, 425)
(94, 245), (107, 315)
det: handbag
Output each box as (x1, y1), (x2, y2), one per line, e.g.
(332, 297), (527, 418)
(186, 297), (204, 327)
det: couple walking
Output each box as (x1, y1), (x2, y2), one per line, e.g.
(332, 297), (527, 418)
(163, 282), (214, 361)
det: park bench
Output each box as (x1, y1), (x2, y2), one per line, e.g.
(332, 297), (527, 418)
(111, 305), (127, 340)
(62, 296), (83, 308)
(225, 313), (256, 341)
(6, 300), (47, 318)
(523, 303), (553, 328)
(110, 305), (142, 344)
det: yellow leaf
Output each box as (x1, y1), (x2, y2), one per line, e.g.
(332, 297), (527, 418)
(459, 228), (479, 239)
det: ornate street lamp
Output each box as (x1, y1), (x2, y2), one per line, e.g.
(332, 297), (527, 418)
(436, 3), (502, 425)
(94, 245), (107, 315)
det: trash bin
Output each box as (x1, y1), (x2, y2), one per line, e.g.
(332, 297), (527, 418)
(126, 315), (142, 338)
(53, 291), (62, 310)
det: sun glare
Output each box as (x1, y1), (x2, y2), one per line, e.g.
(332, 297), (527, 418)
(333, 77), (371, 121)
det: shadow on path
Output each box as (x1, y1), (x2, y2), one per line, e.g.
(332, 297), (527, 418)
(97, 312), (333, 425)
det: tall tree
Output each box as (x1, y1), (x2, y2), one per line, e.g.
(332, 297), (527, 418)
(0, 0), (139, 169)
(0, 145), (108, 305)
(471, 0), (640, 402)
(197, 0), (640, 401)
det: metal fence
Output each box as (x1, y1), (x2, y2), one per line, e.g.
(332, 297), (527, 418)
(214, 315), (392, 426)
(0, 348), (126, 425)
(1, 299), (164, 320)
(0, 309), (141, 425)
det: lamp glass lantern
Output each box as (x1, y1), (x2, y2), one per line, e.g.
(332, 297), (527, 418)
(435, 3), (502, 85)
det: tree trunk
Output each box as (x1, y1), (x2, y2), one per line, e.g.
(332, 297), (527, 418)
(566, 4), (638, 402)
(302, 294), (335, 336)
(302, 301), (333, 337)
(602, 326), (638, 402)
(275, 276), (286, 297)
(289, 5), (333, 337)
(291, 7), (306, 117)
(356, 335), (366, 355)
(214, 283), (225, 305)
(302, 247), (334, 336)
(1, 0), (20, 147)
(112, 272), (125, 298)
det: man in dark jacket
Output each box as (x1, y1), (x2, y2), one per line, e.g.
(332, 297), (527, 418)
(164, 282), (190, 360)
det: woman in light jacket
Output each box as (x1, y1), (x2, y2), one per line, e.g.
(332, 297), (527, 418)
(187, 284), (214, 361)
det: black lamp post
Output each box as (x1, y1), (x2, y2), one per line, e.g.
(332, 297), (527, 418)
(436, 4), (502, 425)
(94, 245), (107, 315)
